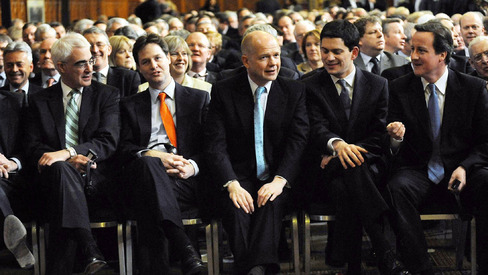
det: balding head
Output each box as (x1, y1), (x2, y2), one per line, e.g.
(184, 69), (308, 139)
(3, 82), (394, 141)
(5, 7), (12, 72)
(460, 12), (484, 47)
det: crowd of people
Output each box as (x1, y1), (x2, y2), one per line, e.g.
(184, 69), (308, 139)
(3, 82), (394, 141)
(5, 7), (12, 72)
(1, 0), (488, 274)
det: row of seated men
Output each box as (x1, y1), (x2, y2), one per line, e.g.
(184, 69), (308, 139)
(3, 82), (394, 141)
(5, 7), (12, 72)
(1, 17), (488, 275)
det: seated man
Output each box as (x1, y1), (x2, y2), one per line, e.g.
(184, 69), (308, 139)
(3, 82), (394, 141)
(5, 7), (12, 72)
(23, 32), (120, 275)
(204, 30), (309, 274)
(0, 90), (35, 269)
(118, 33), (207, 275)
(387, 21), (488, 274)
(303, 19), (404, 274)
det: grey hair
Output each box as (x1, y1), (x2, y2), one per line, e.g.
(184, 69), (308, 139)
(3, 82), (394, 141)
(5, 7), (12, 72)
(469, 35), (488, 56)
(82, 26), (110, 45)
(73, 19), (94, 33)
(0, 34), (13, 44)
(243, 24), (278, 38)
(3, 41), (33, 63)
(35, 24), (56, 41)
(51, 32), (90, 69)
(107, 17), (129, 31)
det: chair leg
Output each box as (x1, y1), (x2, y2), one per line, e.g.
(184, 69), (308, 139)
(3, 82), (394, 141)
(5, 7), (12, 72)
(32, 223), (40, 275)
(117, 223), (126, 275)
(455, 220), (468, 270)
(471, 218), (477, 275)
(39, 225), (46, 275)
(206, 224), (213, 275)
(304, 212), (310, 275)
(212, 220), (220, 275)
(125, 221), (134, 275)
(291, 213), (300, 275)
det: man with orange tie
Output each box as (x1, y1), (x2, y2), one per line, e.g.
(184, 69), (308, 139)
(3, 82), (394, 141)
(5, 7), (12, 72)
(118, 33), (208, 275)
(31, 37), (61, 88)
(0, 41), (42, 106)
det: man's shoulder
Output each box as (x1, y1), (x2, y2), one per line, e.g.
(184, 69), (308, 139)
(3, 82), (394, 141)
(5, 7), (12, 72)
(110, 66), (139, 77)
(176, 82), (209, 100)
(383, 51), (408, 65)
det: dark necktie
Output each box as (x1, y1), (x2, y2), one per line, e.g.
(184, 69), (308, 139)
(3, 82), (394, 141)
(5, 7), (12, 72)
(337, 79), (351, 119)
(427, 83), (444, 184)
(370, 57), (380, 75)
(16, 89), (27, 106)
(254, 86), (268, 180)
(93, 72), (102, 82)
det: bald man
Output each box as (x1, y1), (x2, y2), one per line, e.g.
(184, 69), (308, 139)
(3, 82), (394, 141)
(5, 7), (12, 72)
(204, 31), (308, 275)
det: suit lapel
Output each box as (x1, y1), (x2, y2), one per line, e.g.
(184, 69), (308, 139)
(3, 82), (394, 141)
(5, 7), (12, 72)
(106, 67), (115, 85)
(264, 80), (286, 157)
(47, 85), (66, 146)
(233, 74), (254, 136)
(174, 84), (191, 151)
(78, 84), (95, 142)
(348, 69), (370, 133)
(407, 77), (432, 140)
(0, 93), (9, 154)
(442, 70), (462, 138)
(320, 71), (348, 128)
(354, 55), (367, 71)
(137, 89), (152, 147)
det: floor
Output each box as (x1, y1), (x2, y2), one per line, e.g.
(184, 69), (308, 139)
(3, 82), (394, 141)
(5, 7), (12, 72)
(0, 220), (475, 274)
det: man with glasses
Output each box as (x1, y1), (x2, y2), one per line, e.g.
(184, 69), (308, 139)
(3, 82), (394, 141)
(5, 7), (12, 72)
(186, 32), (218, 84)
(83, 27), (141, 97)
(24, 32), (120, 275)
(469, 36), (488, 85)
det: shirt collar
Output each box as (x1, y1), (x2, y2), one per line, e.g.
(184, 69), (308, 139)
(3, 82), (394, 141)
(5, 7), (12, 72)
(61, 80), (84, 98)
(421, 67), (448, 96)
(41, 72), (61, 84)
(188, 68), (207, 78)
(0, 71), (5, 80)
(149, 78), (176, 104)
(95, 65), (110, 78)
(329, 66), (356, 88)
(10, 81), (29, 93)
(360, 52), (381, 64)
(247, 75), (272, 97)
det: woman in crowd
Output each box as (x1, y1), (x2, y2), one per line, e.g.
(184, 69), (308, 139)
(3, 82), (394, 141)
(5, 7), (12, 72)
(297, 29), (323, 74)
(164, 35), (212, 93)
(108, 35), (136, 70)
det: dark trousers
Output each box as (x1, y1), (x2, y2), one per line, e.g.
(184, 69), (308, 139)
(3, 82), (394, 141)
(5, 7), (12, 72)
(0, 175), (32, 231)
(221, 178), (289, 274)
(127, 156), (197, 274)
(321, 160), (390, 271)
(388, 167), (488, 273)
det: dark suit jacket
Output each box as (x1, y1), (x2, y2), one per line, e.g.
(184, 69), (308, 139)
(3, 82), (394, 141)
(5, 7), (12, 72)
(118, 83), (210, 166)
(0, 90), (24, 163)
(354, 51), (408, 74)
(205, 70), (219, 84)
(0, 82), (43, 106)
(304, 68), (388, 160)
(204, 71), (309, 186)
(104, 67), (141, 98)
(387, 69), (488, 176)
(23, 81), (120, 174)
(255, 0), (281, 14)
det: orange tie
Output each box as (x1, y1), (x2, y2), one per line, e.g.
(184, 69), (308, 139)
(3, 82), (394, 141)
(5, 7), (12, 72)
(47, 78), (55, 87)
(158, 93), (177, 147)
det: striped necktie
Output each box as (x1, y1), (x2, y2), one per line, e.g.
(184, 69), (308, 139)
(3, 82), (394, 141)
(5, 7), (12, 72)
(65, 89), (80, 148)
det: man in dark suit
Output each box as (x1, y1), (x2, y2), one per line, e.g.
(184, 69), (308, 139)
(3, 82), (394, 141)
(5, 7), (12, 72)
(0, 34), (12, 88)
(82, 27), (141, 97)
(353, 16), (408, 75)
(468, 35), (488, 82)
(1, 41), (42, 106)
(455, 12), (484, 58)
(303, 19), (404, 274)
(387, 21), (488, 274)
(23, 33), (120, 275)
(30, 38), (61, 88)
(0, 90), (36, 270)
(118, 33), (207, 275)
(186, 32), (218, 84)
(204, 30), (309, 275)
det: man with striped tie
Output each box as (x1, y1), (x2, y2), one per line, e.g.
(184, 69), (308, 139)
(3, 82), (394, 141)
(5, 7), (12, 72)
(24, 32), (120, 275)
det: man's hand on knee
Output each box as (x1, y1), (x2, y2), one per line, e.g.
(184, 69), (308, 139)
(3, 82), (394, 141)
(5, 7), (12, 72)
(227, 181), (254, 214)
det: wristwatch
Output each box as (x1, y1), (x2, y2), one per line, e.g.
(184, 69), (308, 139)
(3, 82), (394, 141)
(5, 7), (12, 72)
(67, 147), (77, 158)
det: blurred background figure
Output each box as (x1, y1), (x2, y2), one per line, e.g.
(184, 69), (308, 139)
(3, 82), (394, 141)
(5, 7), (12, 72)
(297, 29), (323, 73)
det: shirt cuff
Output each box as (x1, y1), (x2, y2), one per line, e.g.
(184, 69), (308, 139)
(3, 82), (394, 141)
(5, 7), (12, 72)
(188, 159), (199, 176)
(136, 149), (150, 158)
(275, 175), (291, 188)
(223, 179), (237, 189)
(327, 138), (343, 156)
(9, 158), (21, 171)
(390, 136), (403, 154)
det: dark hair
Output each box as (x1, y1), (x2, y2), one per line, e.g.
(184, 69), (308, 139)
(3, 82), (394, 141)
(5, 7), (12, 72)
(415, 21), (453, 65)
(133, 33), (169, 65)
(114, 25), (138, 40)
(382, 18), (402, 35)
(321, 19), (360, 51)
(354, 16), (382, 38)
(49, 21), (64, 28)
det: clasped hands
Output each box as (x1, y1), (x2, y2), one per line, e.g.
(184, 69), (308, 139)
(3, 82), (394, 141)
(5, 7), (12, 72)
(227, 177), (286, 214)
(143, 150), (194, 179)
(0, 153), (18, 179)
(38, 150), (96, 173)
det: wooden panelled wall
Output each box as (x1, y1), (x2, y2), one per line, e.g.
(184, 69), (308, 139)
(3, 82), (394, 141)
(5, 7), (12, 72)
(2, 0), (262, 26)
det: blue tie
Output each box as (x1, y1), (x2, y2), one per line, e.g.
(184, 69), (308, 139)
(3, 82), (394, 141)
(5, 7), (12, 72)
(254, 86), (268, 180)
(427, 84), (444, 184)
(338, 79), (351, 119)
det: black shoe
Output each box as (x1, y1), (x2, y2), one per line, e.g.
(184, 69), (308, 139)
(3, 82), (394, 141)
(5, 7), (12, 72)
(378, 250), (409, 275)
(181, 245), (204, 275)
(247, 265), (265, 275)
(82, 244), (106, 275)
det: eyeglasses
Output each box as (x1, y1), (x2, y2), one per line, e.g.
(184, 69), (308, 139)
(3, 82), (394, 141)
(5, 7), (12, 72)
(473, 51), (488, 63)
(70, 56), (96, 69)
